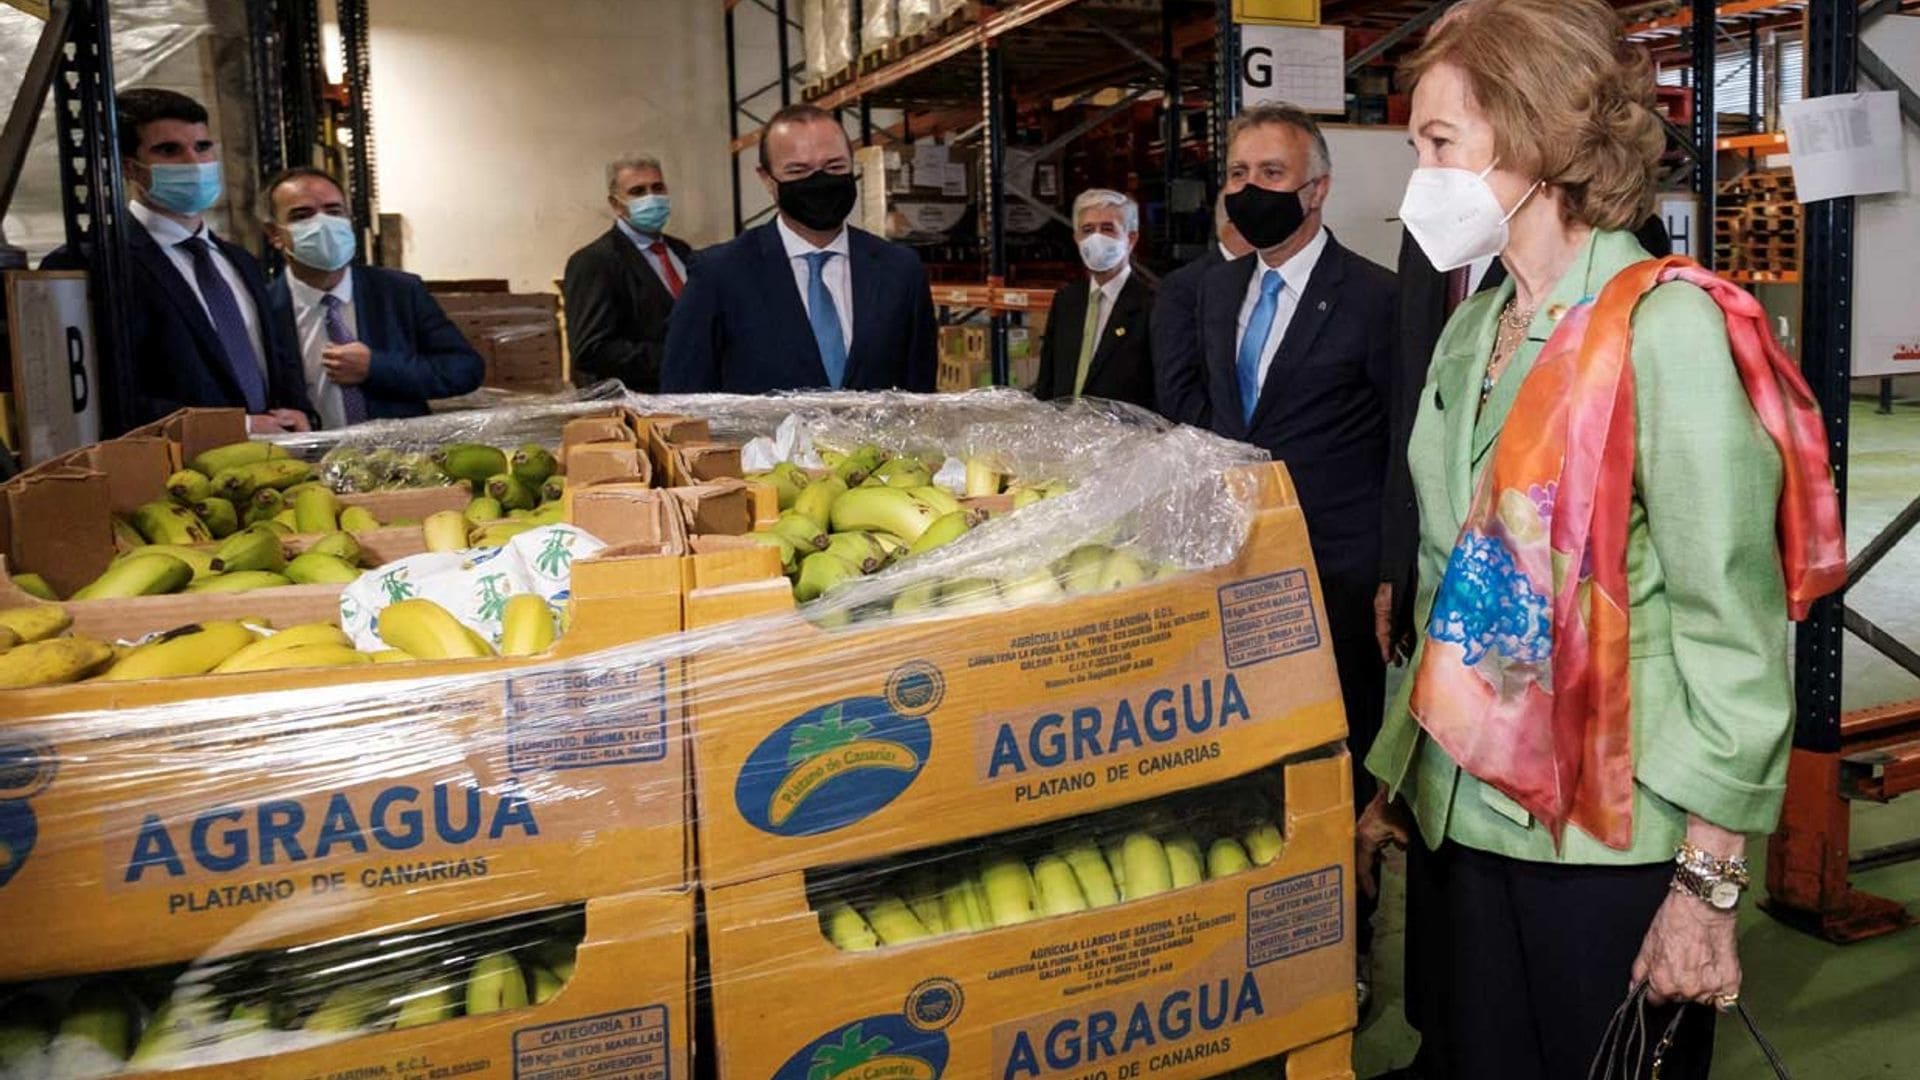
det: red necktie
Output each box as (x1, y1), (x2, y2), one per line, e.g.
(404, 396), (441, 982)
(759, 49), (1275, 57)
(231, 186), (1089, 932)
(1444, 265), (1471, 314)
(650, 241), (684, 299)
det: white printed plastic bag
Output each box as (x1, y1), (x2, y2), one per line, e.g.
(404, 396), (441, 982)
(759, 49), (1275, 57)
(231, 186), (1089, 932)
(339, 525), (606, 650)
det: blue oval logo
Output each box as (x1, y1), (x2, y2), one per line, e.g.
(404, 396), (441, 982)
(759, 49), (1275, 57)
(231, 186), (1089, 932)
(772, 1015), (949, 1080)
(734, 691), (933, 837)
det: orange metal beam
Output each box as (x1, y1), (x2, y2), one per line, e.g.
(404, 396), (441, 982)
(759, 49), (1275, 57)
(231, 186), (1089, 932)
(1623, 0), (1806, 36)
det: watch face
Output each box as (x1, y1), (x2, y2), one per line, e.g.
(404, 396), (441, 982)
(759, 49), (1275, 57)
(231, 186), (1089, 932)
(1710, 882), (1741, 909)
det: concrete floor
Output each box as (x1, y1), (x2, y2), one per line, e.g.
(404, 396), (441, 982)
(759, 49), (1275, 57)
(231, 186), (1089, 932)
(1354, 399), (1920, 1079)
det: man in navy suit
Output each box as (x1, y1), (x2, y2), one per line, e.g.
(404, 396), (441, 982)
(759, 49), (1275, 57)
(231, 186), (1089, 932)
(1152, 193), (1252, 426)
(261, 167), (484, 428)
(44, 88), (313, 434)
(1195, 102), (1398, 998)
(662, 103), (936, 393)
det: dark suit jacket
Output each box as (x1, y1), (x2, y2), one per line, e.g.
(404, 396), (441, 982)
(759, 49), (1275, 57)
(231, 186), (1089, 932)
(44, 217), (313, 433)
(1152, 247), (1226, 427)
(562, 226), (693, 393)
(1032, 271), (1156, 410)
(1379, 216), (1675, 647)
(1198, 234), (1398, 591)
(661, 221), (937, 393)
(266, 264), (485, 423)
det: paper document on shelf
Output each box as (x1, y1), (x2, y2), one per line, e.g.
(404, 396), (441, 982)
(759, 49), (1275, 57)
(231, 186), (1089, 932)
(1781, 91), (1908, 203)
(915, 143), (950, 170)
(942, 163), (969, 197)
(1238, 24), (1347, 116)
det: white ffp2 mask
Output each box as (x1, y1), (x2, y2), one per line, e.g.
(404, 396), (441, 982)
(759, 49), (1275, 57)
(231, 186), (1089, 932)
(1399, 162), (1538, 272)
(1077, 232), (1130, 275)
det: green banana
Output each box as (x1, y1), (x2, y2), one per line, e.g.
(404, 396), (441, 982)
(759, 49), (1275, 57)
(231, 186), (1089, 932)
(790, 475), (846, 531)
(771, 510), (830, 553)
(339, 505), (381, 534)
(193, 497), (240, 538)
(132, 500), (213, 544)
(437, 443), (509, 487)
(938, 577), (1002, 613)
(273, 507), (299, 531)
(1244, 820), (1284, 866)
(964, 456), (1003, 497)
(127, 997), (223, 1066)
(1059, 842), (1121, 908)
(56, 982), (134, 1060)
(11, 572), (58, 601)
(824, 532), (888, 573)
(392, 985), (458, 1029)
(889, 581), (939, 617)
(285, 551), (362, 585)
(903, 872), (949, 934)
(759, 462), (809, 510)
(1011, 486), (1045, 510)
(1121, 832), (1173, 901)
(906, 510), (974, 556)
(244, 488), (285, 526)
(303, 985), (387, 1032)
(293, 485), (340, 533)
(306, 530), (362, 563)
(166, 468), (213, 504)
(870, 457), (933, 488)
(861, 895), (934, 945)
(184, 571), (295, 593)
(71, 552), (194, 599)
(794, 551), (860, 603)
(999, 566), (1065, 605)
(529, 964), (566, 1005)
(940, 879), (985, 934)
(510, 443), (557, 486)
(213, 459), (308, 500)
(465, 495), (505, 526)
(1165, 833), (1205, 888)
(486, 472), (537, 512)
(745, 531), (799, 575)
(1207, 838), (1254, 879)
(907, 485), (964, 518)
(465, 952), (530, 1015)
(539, 475), (567, 505)
(1032, 853), (1091, 916)
(0, 995), (53, 1064)
(113, 545), (215, 581)
(828, 486), (944, 543)
(424, 510), (470, 552)
(189, 440), (287, 477)
(1100, 548), (1150, 591)
(1059, 545), (1113, 595)
(111, 516), (146, 552)
(211, 525), (287, 574)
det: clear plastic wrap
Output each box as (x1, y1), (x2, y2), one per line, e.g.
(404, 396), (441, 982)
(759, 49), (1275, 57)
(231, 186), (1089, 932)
(0, 392), (1358, 1080)
(863, 0), (899, 54)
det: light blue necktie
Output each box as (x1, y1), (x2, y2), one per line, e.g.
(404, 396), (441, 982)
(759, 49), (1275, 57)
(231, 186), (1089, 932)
(1237, 268), (1284, 426)
(804, 251), (848, 389)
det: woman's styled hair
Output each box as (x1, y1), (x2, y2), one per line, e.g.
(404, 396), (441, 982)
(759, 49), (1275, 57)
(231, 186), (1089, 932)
(1404, 0), (1665, 231)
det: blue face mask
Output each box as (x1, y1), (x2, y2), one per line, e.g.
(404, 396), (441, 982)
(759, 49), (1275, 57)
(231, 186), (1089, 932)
(286, 214), (358, 272)
(143, 160), (224, 216)
(625, 193), (671, 234)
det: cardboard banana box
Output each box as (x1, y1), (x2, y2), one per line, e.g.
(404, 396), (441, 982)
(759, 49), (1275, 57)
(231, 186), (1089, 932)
(683, 462), (1346, 888)
(0, 495), (695, 980)
(22, 889), (693, 1080)
(706, 752), (1356, 1080)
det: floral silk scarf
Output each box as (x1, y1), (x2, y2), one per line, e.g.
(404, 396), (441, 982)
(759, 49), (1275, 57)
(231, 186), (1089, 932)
(1408, 257), (1846, 850)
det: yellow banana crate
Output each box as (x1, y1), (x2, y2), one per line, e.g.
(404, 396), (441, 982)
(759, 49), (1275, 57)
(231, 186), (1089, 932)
(706, 751), (1357, 1080)
(683, 462), (1348, 890)
(0, 490), (697, 981)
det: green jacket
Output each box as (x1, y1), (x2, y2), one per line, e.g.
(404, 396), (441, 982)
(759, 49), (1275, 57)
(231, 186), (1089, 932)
(1364, 229), (1794, 865)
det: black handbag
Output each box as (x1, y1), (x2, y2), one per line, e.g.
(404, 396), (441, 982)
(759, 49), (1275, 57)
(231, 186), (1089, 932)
(1587, 982), (1792, 1080)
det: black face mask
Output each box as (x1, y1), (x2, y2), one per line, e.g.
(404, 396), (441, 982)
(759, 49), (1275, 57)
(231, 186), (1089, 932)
(1224, 182), (1311, 251)
(776, 169), (858, 232)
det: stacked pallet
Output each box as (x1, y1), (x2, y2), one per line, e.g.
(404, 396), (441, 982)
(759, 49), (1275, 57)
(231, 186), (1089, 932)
(1715, 169), (1801, 281)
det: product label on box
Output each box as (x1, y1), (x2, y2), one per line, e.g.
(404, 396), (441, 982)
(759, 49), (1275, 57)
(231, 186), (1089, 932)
(1216, 570), (1321, 668)
(773, 1014), (951, 1080)
(1246, 867), (1344, 966)
(734, 661), (941, 836)
(514, 1005), (672, 1080)
(506, 662), (672, 772)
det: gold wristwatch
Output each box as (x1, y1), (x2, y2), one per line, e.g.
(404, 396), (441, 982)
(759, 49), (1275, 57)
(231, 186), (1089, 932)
(1672, 839), (1751, 911)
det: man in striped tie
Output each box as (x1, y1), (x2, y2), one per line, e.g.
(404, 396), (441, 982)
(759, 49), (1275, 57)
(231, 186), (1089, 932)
(42, 89), (313, 435)
(562, 155), (696, 393)
(262, 167), (483, 429)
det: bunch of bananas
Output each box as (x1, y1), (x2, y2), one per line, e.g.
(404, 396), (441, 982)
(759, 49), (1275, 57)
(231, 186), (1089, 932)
(0, 596), (558, 689)
(404, 444), (567, 552)
(809, 779), (1287, 951)
(0, 907), (584, 1073)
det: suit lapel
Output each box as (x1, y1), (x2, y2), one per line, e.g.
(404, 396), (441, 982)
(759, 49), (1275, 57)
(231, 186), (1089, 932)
(1051, 280), (1090, 398)
(1247, 240), (1347, 431)
(612, 227), (672, 308)
(1468, 232), (1612, 467)
(1441, 283), (1505, 523)
(1202, 256), (1257, 438)
(351, 266), (386, 348)
(130, 224), (237, 393)
(1081, 275), (1143, 392)
(759, 223), (825, 381)
(845, 230), (883, 387)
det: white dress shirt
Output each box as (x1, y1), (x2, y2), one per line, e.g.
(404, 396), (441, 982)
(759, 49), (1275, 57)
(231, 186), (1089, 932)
(287, 272), (356, 431)
(1088, 263), (1132, 347)
(1235, 225), (1330, 392)
(615, 217), (689, 292)
(130, 200), (269, 380)
(776, 215), (854, 348)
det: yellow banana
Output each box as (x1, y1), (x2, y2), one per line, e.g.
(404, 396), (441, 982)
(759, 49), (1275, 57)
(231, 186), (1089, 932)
(284, 551), (362, 585)
(860, 895), (933, 945)
(1120, 832), (1173, 901)
(211, 623), (352, 672)
(794, 552), (860, 603)
(292, 485), (340, 533)
(1060, 842), (1122, 908)
(1243, 820), (1284, 866)
(10, 573), (58, 601)
(465, 496), (505, 526)
(791, 475), (848, 530)
(305, 531), (362, 563)
(118, 544), (217, 581)
(100, 621), (258, 681)
(464, 953), (529, 1015)
(189, 440), (287, 477)
(131, 501), (212, 545)
(377, 599), (494, 660)
(470, 521), (535, 548)
(339, 505), (381, 534)
(369, 648), (415, 664)
(1165, 833), (1205, 888)
(210, 525), (287, 574)
(111, 516), (146, 552)
(1207, 838), (1254, 879)
(981, 856), (1039, 927)
(166, 468), (213, 505)
(820, 901), (879, 951)
(193, 497), (240, 538)
(273, 507), (299, 530)
(905, 510), (974, 556)
(0, 627), (14, 654)
(183, 571), (294, 593)
(0, 604), (73, 643)
(500, 594), (557, 656)
(71, 552), (194, 600)
(216, 642), (372, 674)
(1032, 854), (1091, 916)
(828, 485), (944, 543)
(963, 456), (1003, 497)
(423, 510), (469, 553)
(0, 636), (114, 689)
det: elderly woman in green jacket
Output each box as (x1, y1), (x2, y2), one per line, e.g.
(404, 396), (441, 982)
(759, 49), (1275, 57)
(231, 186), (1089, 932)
(1357, 1), (1843, 1077)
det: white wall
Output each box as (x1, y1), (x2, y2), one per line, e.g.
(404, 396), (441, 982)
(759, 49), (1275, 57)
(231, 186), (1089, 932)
(368, 0), (730, 293)
(1320, 124), (1414, 269)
